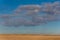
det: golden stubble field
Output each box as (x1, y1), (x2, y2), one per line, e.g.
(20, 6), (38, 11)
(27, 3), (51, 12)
(0, 34), (60, 40)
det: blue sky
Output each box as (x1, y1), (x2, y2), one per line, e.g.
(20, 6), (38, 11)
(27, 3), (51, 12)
(0, 0), (60, 34)
(0, 0), (58, 14)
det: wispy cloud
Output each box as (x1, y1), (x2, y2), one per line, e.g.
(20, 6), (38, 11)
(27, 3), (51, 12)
(0, 1), (60, 27)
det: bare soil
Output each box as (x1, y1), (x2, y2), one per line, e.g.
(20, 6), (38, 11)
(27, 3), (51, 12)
(0, 34), (60, 40)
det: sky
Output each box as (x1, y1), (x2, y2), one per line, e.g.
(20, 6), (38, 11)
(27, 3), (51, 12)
(0, 0), (60, 34)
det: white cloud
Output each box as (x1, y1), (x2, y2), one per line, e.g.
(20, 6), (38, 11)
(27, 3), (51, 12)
(0, 1), (60, 27)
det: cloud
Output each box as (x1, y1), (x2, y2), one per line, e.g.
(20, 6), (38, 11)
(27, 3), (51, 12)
(0, 1), (60, 27)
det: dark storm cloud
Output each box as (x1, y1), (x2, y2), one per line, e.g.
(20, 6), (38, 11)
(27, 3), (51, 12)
(0, 1), (60, 27)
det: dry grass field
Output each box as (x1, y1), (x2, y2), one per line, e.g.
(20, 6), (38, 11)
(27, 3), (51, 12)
(0, 34), (60, 40)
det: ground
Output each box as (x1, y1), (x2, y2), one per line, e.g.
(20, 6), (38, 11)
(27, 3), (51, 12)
(0, 34), (60, 40)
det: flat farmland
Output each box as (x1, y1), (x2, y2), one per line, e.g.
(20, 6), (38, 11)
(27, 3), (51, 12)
(0, 34), (60, 40)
